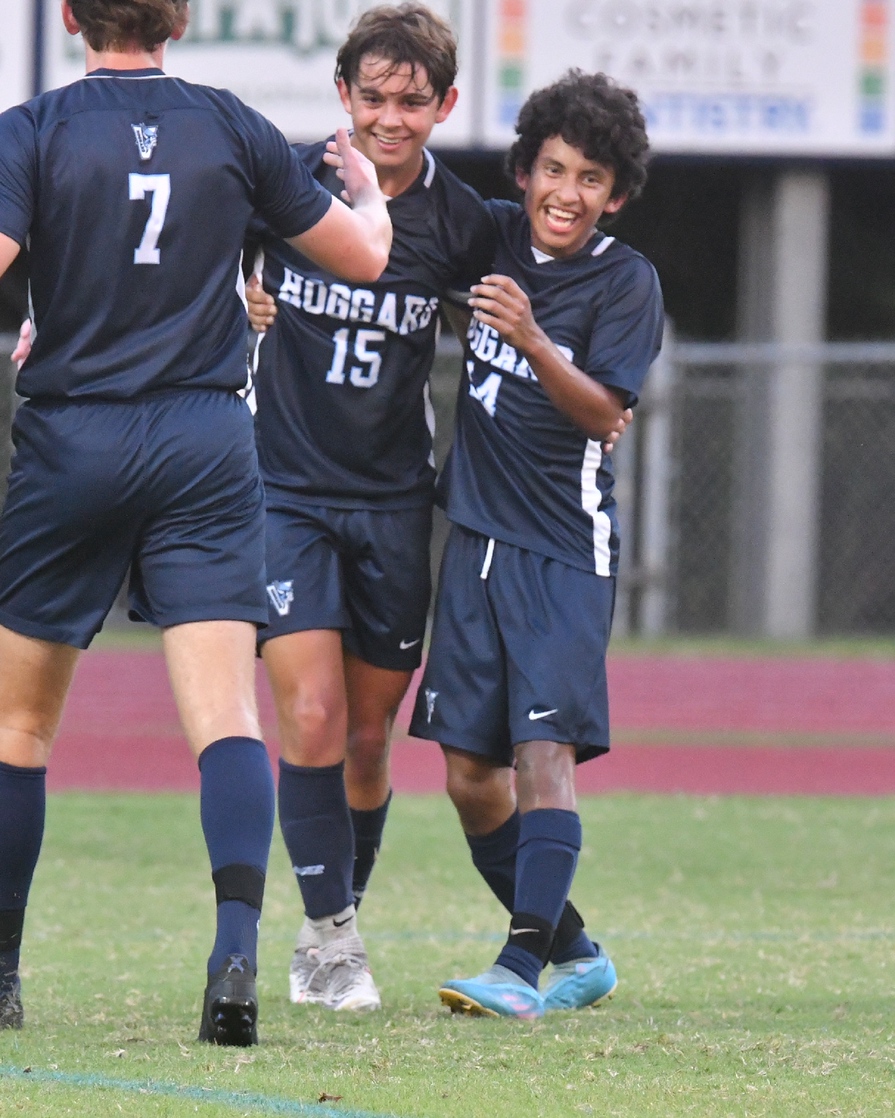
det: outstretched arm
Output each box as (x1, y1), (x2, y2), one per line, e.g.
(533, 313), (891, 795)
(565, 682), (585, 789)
(469, 274), (631, 442)
(286, 129), (391, 284)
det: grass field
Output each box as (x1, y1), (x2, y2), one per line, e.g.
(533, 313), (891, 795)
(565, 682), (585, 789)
(0, 793), (892, 1117)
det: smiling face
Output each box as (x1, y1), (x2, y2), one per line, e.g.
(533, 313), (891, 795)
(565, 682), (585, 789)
(338, 54), (457, 193)
(515, 135), (626, 259)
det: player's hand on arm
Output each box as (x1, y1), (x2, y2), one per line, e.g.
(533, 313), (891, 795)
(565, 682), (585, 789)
(245, 274), (277, 335)
(470, 274), (630, 441)
(288, 129), (392, 283)
(601, 407), (633, 454)
(11, 318), (32, 370)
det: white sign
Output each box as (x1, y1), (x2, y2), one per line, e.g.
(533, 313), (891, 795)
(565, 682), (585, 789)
(43, 0), (478, 146)
(481, 0), (895, 156)
(0, 4), (33, 112)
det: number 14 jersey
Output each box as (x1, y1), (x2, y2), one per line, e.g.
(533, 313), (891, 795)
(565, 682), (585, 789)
(441, 199), (664, 577)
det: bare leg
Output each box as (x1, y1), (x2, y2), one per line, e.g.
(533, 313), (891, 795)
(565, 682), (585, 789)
(342, 652), (412, 904)
(261, 629), (347, 767)
(514, 740), (576, 814)
(443, 745), (516, 835)
(0, 625), (79, 767)
(343, 651), (411, 810)
(162, 620), (261, 758)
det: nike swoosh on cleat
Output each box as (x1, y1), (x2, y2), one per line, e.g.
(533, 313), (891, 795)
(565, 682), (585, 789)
(399, 638), (422, 650)
(527, 708), (558, 721)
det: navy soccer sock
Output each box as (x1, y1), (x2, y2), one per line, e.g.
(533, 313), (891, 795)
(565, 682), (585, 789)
(0, 762), (46, 991)
(198, 737), (274, 976)
(278, 759), (354, 920)
(350, 790), (391, 909)
(466, 811), (596, 965)
(495, 808), (581, 988)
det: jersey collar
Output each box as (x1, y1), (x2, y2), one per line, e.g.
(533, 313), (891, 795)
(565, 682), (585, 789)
(85, 67), (167, 79)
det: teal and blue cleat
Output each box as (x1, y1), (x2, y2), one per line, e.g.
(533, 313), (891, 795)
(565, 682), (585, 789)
(542, 944), (617, 1011)
(439, 964), (545, 1020)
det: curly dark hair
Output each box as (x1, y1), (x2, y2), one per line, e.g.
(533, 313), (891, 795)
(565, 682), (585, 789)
(335, 3), (458, 103)
(507, 70), (650, 201)
(69, 0), (187, 52)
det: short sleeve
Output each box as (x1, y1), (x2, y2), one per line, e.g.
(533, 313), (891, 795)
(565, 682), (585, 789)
(442, 194), (497, 307)
(244, 107), (332, 241)
(0, 106), (38, 247)
(585, 254), (664, 407)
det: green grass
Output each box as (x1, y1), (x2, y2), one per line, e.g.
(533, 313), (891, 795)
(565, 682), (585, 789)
(87, 616), (895, 661)
(1, 794), (893, 1117)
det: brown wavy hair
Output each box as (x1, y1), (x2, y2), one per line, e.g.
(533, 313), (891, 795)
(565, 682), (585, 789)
(335, 3), (458, 103)
(69, 0), (188, 52)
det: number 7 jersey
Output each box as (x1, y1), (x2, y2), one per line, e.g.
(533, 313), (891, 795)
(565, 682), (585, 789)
(0, 68), (332, 400)
(441, 199), (664, 576)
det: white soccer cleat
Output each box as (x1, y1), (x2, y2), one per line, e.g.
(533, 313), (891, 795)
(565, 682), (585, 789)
(288, 910), (380, 1010)
(308, 934), (381, 1011)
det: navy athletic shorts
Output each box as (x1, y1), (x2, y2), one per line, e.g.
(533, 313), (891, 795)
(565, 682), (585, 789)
(0, 390), (267, 648)
(259, 501), (432, 671)
(409, 524), (614, 764)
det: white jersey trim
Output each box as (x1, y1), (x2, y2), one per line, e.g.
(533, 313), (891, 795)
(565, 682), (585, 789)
(592, 236), (616, 257)
(424, 379), (436, 469)
(422, 149), (436, 189)
(84, 73), (174, 81)
(581, 440), (612, 576)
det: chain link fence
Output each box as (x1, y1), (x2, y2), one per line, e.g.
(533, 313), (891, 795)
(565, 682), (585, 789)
(613, 336), (895, 637)
(1, 331), (893, 637)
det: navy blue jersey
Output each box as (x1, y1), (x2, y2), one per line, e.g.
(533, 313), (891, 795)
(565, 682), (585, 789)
(0, 69), (332, 401)
(254, 143), (495, 509)
(441, 199), (663, 575)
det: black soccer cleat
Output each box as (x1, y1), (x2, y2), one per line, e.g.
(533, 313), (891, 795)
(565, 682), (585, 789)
(0, 978), (23, 1030)
(197, 954), (258, 1046)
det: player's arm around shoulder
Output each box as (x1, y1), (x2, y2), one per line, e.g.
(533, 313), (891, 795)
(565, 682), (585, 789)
(468, 273), (631, 443)
(286, 129), (391, 284)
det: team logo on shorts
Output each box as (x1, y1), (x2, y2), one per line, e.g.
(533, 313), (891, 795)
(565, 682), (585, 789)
(132, 123), (159, 161)
(424, 688), (439, 723)
(266, 579), (294, 617)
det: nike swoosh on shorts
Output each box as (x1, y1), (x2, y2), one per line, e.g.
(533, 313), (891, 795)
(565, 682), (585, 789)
(528, 709), (558, 721)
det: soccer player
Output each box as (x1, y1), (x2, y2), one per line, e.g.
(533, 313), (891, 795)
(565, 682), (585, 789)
(408, 70), (663, 1019)
(0, 0), (390, 1044)
(244, 3), (496, 1012)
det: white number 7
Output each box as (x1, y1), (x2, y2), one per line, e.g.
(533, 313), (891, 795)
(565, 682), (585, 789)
(129, 173), (171, 265)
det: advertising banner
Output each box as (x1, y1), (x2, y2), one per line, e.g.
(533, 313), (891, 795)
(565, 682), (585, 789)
(481, 0), (895, 155)
(0, 4), (33, 112)
(43, 0), (478, 145)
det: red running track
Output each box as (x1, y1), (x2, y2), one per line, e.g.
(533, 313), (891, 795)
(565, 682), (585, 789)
(46, 650), (895, 796)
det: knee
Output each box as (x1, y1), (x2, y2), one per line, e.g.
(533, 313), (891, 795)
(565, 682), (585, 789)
(279, 687), (346, 763)
(444, 750), (513, 818)
(346, 721), (390, 778)
(0, 722), (55, 768)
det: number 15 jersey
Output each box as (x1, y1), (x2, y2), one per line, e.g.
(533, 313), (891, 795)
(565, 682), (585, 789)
(254, 142), (495, 511)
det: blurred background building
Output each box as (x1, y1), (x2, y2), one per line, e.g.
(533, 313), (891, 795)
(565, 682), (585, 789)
(1, 0), (894, 638)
